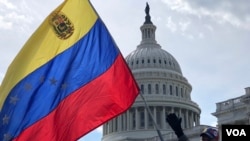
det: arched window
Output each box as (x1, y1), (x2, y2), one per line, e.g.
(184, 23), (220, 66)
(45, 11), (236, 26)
(163, 84), (166, 94)
(141, 84), (144, 94)
(181, 88), (183, 97)
(176, 86), (179, 96)
(148, 84), (151, 94)
(155, 84), (159, 94)
(170, 85), (173, 95)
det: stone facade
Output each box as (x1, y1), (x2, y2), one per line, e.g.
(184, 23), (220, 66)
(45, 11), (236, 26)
(212, 87), (250, 140)
(212, 87), (250, 125)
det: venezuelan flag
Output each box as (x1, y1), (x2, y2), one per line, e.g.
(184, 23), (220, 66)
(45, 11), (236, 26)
(0, 0), (139, 140)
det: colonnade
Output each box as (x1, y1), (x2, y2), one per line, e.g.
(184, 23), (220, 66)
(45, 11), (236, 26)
(103, 106), (200, 135)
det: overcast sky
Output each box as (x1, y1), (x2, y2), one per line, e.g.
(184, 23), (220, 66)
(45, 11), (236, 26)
(1, 0), (250, 140)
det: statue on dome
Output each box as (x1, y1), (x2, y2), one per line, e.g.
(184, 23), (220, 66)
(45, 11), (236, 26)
(145, 2), (150, 16)
(144, 2), (152, 24)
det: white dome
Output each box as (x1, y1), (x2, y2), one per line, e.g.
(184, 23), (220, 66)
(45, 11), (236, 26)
(126, 46), (182, 75)
(125, 20), (182, 75)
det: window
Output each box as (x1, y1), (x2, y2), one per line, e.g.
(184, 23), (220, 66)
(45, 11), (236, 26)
(163, 84), (166, 94)
(141, 84), (144, 94)
(170, 85), (173, 95)
(176, 86), (178, 96)
(155, 84), (159, 94)
(148, 84), (151, 94)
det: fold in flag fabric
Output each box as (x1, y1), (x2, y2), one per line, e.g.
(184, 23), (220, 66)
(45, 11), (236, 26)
(0, 0), (139, 140)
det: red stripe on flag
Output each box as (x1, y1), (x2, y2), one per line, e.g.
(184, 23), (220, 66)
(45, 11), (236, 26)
(13, 54), (139, 141)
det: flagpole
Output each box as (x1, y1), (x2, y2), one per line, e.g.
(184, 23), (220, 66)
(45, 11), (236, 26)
(140, 91), (164, 141)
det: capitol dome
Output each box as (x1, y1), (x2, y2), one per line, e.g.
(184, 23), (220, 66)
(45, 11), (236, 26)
(102, 3), (201, 141)
(126, 42), (183, 75)
(125, 12), (182, 75)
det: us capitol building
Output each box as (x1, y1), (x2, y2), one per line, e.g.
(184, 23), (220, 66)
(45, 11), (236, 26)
(101, 3), (250, 141)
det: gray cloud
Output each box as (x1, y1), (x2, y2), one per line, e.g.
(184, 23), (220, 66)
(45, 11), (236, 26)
(161, 0), (250, 30)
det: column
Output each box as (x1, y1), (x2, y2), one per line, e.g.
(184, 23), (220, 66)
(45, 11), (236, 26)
(178, 108), (181, 116)
(179, 108), (183, 128)
(108, 121), (111, 133)
(195, 113), (198, 126)
(111, 120), (114, 133)
(162, 106), (166, 129)
(185, 110), (189, 128)
(123, 113), (126, 131)
(191, 112), (194, 127)
(118, 115), (122, 131)
(127, 110), (130, 130)
(198, 114), (200, 125)
(103, 124), (106, 135)
(113, 118), (116, 132)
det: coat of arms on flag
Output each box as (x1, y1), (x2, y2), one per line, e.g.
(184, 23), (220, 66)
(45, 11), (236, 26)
(49, 11), (74, 40)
